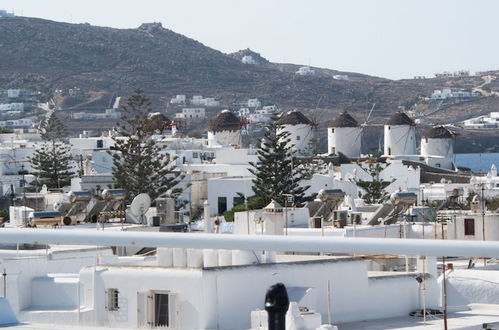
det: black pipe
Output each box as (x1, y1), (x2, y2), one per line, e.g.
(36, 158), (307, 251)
(265, 283), (289, 330)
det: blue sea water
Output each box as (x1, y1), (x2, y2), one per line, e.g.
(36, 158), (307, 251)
(455, 153), (499, 173)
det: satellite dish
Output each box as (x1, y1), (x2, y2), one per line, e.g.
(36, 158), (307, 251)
(130, 193), (151, 219)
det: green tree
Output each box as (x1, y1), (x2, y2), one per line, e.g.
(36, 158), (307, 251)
(109, 90), (183, 203)
(249, 117), (309, 206)
(353, 163), (393, 204)
(30, 113), (73, 189)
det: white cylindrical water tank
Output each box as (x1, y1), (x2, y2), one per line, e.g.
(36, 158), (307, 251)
(232, 250), (261, 266)
(203, 249), (219, 267)
(172, 248), (187, 268)
(277, 110), (314, 156)
(384, 112), (416, 156)
(157, 248), (173, 267)
(187, 248), (204, 268)
(218, 249), (233, 266)
(327, 111), (362, 158)
(264, 251), (277, 263)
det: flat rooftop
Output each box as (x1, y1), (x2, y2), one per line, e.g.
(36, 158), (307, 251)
(338, 304), (499, 330)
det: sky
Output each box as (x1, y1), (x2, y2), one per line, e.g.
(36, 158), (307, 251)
(2, 0), (498, 79)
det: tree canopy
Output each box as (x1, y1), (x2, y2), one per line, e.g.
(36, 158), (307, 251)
(353, 163), (393, 204)
(109, 90), (183, 203)
(249, 117), (308, 206)
(30, 112), (73, 189)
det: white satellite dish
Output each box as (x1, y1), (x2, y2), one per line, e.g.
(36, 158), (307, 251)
(130, 193), (151, 221)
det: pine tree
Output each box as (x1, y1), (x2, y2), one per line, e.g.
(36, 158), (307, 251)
(249, 117), (309, 206)
(30, 113), (73, 189)
(109, 90), (183, 203)
(353, 163), (393, 204)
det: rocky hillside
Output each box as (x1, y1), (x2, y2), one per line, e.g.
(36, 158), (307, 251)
(0, 16), (497, 124)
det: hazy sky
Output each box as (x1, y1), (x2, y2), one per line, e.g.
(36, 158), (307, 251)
(2, 0), (498, 79)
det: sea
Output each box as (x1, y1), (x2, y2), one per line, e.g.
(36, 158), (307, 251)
(455, 152), (499, 173)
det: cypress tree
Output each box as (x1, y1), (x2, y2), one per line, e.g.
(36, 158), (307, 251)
(109, 89), (183, 203)
(30, 113), (73, 189)
(249, 117), (308, 206)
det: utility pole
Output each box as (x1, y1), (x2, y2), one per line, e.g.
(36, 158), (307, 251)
(481, 183), (486, 267)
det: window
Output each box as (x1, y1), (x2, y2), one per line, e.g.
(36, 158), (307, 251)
(331, 128), (334, 133)
(388, 126), (391, 130)
(296, 136), (300, 140)
(107, 288), (119, 311)
(154, 293), (169, 326)
(464, 218), (475, 236)
(233, 196), (245, 207)
(218, 197), (227, 214)
(193, 152), (198, 159)
(96, 139), (104, 148)
(388, 147), (391, 155)
(435, 163), (441, 168)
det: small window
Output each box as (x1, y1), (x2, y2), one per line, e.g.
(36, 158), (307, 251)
(331, 128), (335, 133)
(193, 152), (198, 158)
(296, 136), (300, 140)
(107, 288), (119, 311)
(464, 218), (475, 236)
(388, 147), (391, 155)
(96, 139), (104, 148)
(233, 196), (245, 207)
(435, 163), (441, 168)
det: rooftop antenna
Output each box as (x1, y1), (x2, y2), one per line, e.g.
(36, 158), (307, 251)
(130, 193), (151, 225)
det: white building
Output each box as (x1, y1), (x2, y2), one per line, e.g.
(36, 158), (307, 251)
(175, 108), (205, 119)
(333, 74), (349, 80)
(207, 110), (242, 147)
(207, 176), (253, 215)
(72, 109), (120, 120)
(384, 112), (416, 156)
(202, 97), (220, 107)
(0, 103), (24, 111)
(446, 211), (499, 241)
(191, 95), (204, 105)
(0, 118), (33, 128)
(7, 89), (21, 98)
(170, 95), (186, 104)
(277, 110), (314, 157)
(420, 126), (455, 170)
(249, 105), (278, 123)
(242, 55), (257, 64)
(327, 111), (361, 158)
(247, 98), (261, 108)
(296, 66), (315, 76)
(463, 112), (499, 129)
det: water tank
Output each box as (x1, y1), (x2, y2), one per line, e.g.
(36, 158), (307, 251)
(218, 249), (232, 266)
(232, 250), (260, 266)
(68, 191), (92, 203)
(203, 249), (219, 267)
(101, 189), (126, 201)
(172, 248), (187, 268)
(187, 249), (203, 268)
(390, 192), (417, 206)
(317, 189), (345, 202)
(28, 211), (62, 226)
(157, 248), (173, 267)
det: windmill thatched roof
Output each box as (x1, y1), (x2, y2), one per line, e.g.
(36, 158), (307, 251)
(208, 110), (241, 132)
(422, 126), (455, 139)
(329, 111), (359, 127)
(277, 110), (312, 125)
(385, 111), (414, 126)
